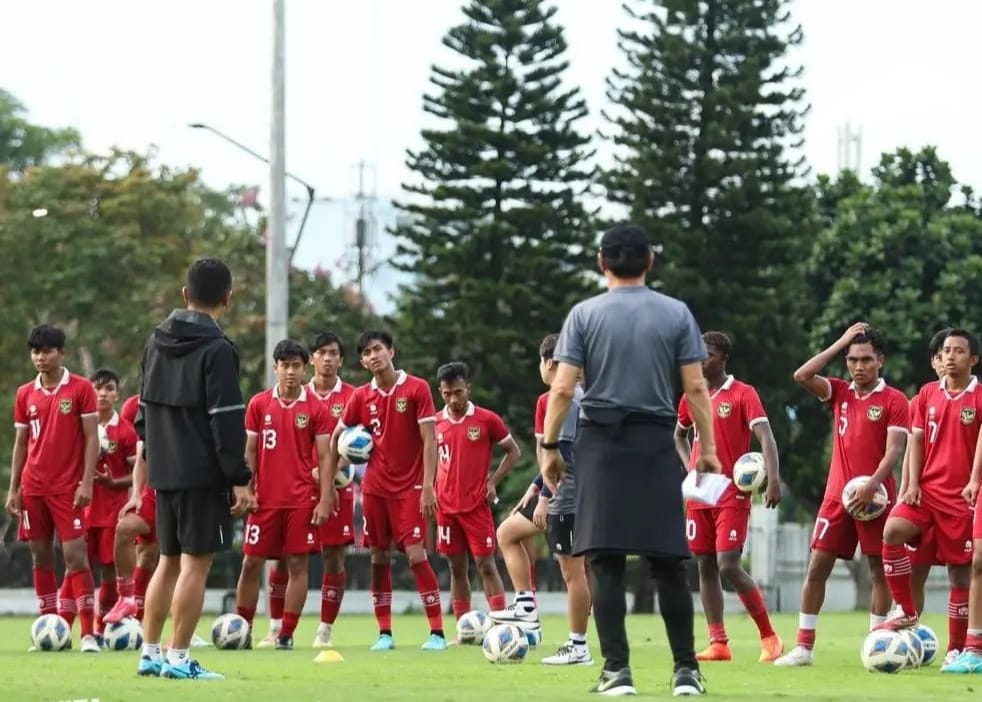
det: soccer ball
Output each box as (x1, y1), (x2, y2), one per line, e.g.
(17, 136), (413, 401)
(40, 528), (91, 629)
(456, 610), (492, 644)
(104, 617), (143, 651)
(31, 614), (71, 652)
(338, 425), (374, 463)
(520, 622), (543, 647)
(211, 613), (251, 650)
(841, 476), (889, 521)
(913, 624), (938, 666)
(860, 630), (909, 673)
(732, 452), (767, 493)
(334, 463), (356, 489)
(482, 623), (529, 664)
(898, 628), (923, 668)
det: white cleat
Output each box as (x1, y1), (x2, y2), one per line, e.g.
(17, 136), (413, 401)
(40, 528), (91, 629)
(773, 645), (813, 667)
(943, 649), (961, 667)
(80, 635), (101, 653)
(190, 633), (213, 648)
(255, 629), (280, 649)
(488, 603), (540, 626)
(313, 624), (334, 648)
(541, 641), (594, 666)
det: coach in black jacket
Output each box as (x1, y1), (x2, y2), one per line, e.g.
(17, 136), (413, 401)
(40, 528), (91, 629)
(134, 257), (255, 680)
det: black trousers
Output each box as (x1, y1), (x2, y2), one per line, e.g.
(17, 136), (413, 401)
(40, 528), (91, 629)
(588, 551), (697, 673)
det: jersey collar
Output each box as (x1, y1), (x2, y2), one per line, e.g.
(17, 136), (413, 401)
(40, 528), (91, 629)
(100, 411), (120, 428)
(441, 402), (475, 423)
(939, 375), (979, 400)
(34, 367), (70, 393)
(848, 377), (886, 398)
(273, 384), (308, 404)
(371, 370), (407, 396)
(307, 377), (342, 398)
(709, 375), (735, 399)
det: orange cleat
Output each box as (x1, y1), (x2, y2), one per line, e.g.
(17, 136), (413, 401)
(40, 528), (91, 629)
(759, 634), (785, 663)
(696, 641), (732, 662)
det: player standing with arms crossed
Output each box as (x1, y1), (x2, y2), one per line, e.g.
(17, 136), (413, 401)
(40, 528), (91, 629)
(675, 332), (783, 663)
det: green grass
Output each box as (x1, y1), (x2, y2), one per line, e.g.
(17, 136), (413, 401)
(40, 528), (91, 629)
(1, 612), (977, 701)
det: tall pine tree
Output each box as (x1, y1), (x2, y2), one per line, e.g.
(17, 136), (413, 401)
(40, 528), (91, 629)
(603, 0), (814, 472)
(392, 0), (597, 441)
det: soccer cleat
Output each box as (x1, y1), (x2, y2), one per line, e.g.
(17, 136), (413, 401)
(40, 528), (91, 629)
(672, 667), (706, 697)
(695, 642), (731, 662)
(873, 613), (919, 631)
(589, 667), (637, 696)
(941, 650), (982, 673)
(943, 649), (962, 667)
(103, 598), (139, 624)
(489, 603), (540, 626)
(773, 645), (814, 667)
(160, 659), (225, 680)
(420, 633), (448, 651)
(312, 624), (334, 648)
(370, 633), (395, 651)
(80, 635), (102, 653)
(541, 642), (594, 666)
(275, 636), (293, 651)
(758, 634), (785, 663)
(255, 630), (280, 649)
(137, 655), (163, 677)
(190, 633), (213, 648)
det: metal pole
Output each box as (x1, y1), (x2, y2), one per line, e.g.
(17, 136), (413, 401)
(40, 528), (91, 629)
(267, 0), (288, 385)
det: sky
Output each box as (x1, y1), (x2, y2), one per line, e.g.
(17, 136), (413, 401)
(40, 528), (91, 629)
(3, 0), (980, 312)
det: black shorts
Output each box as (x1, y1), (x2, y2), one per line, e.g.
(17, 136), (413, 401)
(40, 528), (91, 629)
(548, 513), (575, 555)
(517, 501), (537, 522)
(156, 489), (233, 556)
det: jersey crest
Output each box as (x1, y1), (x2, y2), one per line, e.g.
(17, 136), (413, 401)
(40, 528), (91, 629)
(295, 413), (310, 429)
(331, 403), (344, 418)
(717, 401), (732, 418)
(59, 399), (72, 414)
(867, 406), (882, 421)
(962, 408), (976, 425)
(395, 398), (408, 413)
(467, 426), (481, 441)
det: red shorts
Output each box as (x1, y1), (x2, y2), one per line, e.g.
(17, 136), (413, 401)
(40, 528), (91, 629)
(890, 498), (972, 566)
(87, 526), (116, 565)
(362, 493), (425, 551)
(136, 488), (157, 545)
(811, 497), (886, 560)
(436, 503), (496, 557)
(18, 493), (86, 543)
(243, 507), (318, 559)
(319, 486), (355, 547)
(685, 505), (750, 555)
(906, 524), (944, 567)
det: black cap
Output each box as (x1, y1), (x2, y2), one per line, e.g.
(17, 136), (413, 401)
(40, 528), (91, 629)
(600, 223), (650, 253)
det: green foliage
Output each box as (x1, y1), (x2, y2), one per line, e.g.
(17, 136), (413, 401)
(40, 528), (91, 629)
(0, 89), (80, 171)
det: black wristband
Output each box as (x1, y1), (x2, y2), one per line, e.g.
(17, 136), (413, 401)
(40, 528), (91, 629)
(540, 441), (560, 450)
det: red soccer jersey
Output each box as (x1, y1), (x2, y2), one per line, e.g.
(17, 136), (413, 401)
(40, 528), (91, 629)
(120, 394), (140, 426)
(436, 402), (511, 514)
(87, 413), (139, 527)
(341, 371), (437, 499)
(246, 386), (332, 508)
(533, 391), (548, 438)
(677, 376), (769, 510)
(912, 377), (982, 506)
(823, 377), (909, 501)
(13, 369), (98, 497)
(306, 378), (356, 468)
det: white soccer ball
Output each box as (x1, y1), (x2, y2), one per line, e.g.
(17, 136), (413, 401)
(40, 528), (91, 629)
(520, 622), (543, 648)
(482, 623), (529, 664)
(455, 610), (491, 644)
(732, 452), (767, 493)
(841, 476), (889, 521)
(913, 624), (938, 666)
(334, 463), (356, 489)
(898, 628), (923, 668)
(104, 617), (143, 651)
(31, 614), (72, 652)
(211, 613), (251, 650)
(860, 630), (909, 673)
(338, 425), (374, 463)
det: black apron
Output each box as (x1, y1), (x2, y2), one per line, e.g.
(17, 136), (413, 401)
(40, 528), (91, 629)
(571, 410), (689, 558)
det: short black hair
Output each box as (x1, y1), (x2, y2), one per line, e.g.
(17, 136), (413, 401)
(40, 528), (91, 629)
(310, 332), (345, 358)
(90, 368), (120, 388)
(848, 327), (886, 355)
(186, 257), (232, 307)
(357, 330), (394, 354)
(945, 328), (980, 357)
(702, 331), (732, 356)
(437, 362), (469, 384)
(273, 339), (310, 364)
(929, 327), (953, 357)
(599, 223), (651, 279)
(27, 324), (66, 351)
(539, 333), (559, 360)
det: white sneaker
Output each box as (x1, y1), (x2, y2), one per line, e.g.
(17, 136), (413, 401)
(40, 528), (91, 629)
(488, 603), (539, 625)
(80, 635), (101, 653)
(313, 623), (333, 648)
(773, 645), (813, 666)
(255, 629), (280, 649)
(944, 649), (961, 667)
(190, 633), (213, 648)
(541, 642), (594, 665)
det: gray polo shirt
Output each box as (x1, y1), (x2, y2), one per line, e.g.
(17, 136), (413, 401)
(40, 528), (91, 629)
(555, 286), (705, 419)
(548, 385), (582, 516)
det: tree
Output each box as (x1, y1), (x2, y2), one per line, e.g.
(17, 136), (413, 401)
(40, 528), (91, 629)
(603, 0), (815, 490)
(392, 0), (598, 464)
(0, 89), (80, 171)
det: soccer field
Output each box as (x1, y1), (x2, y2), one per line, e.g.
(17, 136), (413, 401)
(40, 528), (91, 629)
(0, 612), (971, 701)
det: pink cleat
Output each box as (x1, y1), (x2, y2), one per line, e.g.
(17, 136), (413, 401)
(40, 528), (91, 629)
(103, 598), (139, 624)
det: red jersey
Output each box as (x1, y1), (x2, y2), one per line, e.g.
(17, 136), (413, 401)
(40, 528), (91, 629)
(306, 378), (356, 467)
(120, 394), (140, 426)
(912, 376), (982, 506)
(13, 369), (98, 497)
(823, 377), (909, 501)
(436, 402), (511, 513)
(246, 386), (332, 508)
(86, 412), (139, 527)
(341, 371), (436, 499)
(533, 391), (548, 437)
(677, 376), (769, 510)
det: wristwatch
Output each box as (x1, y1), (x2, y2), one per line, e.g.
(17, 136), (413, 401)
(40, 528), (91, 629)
(540, 441), (560, 451)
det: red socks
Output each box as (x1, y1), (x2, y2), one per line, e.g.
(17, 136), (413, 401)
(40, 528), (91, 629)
(708, 622), (728, 644)
(738, 587), (776, 639)
(371, 563), (393, 633)
(269, 567), (289, 621)
(451, 599), (471, 620)
(321, 572), (346, 625)
(487, 593), (506, 612)
(34, 567), (57, 616)
(116, 575), (135, 599)
(134, 566), (152, 620)
(236, 605), (256, 629)
(949, 587), (969, 652)
(281, 611), (300, 639)
(882, 543), (916, 616)
(96, 580), (118, 633)
(68, 570), (95, 637)
(411, 560), (444, 634)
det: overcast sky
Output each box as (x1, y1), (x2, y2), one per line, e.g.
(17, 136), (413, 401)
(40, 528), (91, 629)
(3, 0), (979, 308)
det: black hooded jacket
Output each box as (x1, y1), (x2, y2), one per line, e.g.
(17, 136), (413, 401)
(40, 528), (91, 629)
(136, 309), (251, 491)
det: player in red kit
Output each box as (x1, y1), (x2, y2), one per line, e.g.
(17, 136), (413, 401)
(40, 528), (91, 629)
(879, 329), (980, 669)
(120, 394), (140, 425)
(235, 340), (334, 649)
(327, 330), (446, 651)
(434, 362), (521, 631)
(5, 325), (101, 652)
(674, 332), (783, 664)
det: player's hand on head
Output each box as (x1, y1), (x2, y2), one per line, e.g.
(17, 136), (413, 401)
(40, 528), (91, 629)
(839, 322), (868, 345)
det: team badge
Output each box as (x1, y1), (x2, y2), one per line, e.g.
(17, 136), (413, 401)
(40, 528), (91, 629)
(867, 406), (883, 421)
(331, 403), (344, 418)
(295, 414), (310, 429)
(962, 408), (976, 425)
(717, 402), (732, 418)
(467, 426), (481, 441)
(395, 398), (408, 413)
(58, 399), (72, 414)
(106, 440), (117, 454)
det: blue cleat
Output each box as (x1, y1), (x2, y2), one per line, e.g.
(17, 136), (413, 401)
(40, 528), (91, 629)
(137, 655), (162, 677)
(369, 633), (395, 651)
(941, 650), (982, 674)
(160, 659), (225, 680)
(420, 633), (448, 651)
